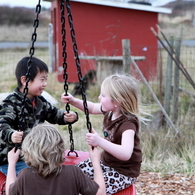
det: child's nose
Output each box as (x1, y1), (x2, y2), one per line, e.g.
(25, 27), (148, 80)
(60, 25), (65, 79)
(43, 80), (47, 86)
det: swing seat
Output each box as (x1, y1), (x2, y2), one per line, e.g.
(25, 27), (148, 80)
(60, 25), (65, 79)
(64, 150), (136, 195)
(0, 151), (136, 195)
(0, 171), (6, 195)
(113, 184), (136, 195)
(64, 150), (90, 165)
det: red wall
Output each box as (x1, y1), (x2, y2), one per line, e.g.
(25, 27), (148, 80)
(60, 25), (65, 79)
(51, 1), (158, 82)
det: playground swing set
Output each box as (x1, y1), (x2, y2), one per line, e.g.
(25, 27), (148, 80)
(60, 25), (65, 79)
(0, 0), (136, 194)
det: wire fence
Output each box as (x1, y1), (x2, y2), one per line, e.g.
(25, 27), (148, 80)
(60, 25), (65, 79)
(0, 44), (195, 133)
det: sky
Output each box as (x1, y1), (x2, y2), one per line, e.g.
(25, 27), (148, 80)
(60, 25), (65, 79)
(0, 0), (175, 8)
(0, 0), (51, 8)
(151, 0), (175, 6)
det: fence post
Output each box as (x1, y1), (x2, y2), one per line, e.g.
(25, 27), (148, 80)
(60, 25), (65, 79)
(48, 23), (54, 72)
(164, 36), (174, 116)
(172, 37), (181, 123)
(122, 39), (131, 73)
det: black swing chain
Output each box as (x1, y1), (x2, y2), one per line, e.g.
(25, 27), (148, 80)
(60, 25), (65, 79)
(65, 0), (92, 133)
(16, 1), (41, 150)
(60, 0), (75, 154)
(60, 0), (92, 154)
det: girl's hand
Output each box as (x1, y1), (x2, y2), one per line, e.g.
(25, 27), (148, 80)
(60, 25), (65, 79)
(64, 111), (78, 123)
(61, 93), (74, 104)
(8, 148), (20, 165)
(11, 131), (23, 143)
(86, 128), (101, 147)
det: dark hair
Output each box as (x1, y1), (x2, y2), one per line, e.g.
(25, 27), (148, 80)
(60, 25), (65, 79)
(15, 56), (49, 88)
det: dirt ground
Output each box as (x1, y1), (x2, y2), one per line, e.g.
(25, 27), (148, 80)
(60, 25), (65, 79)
(135, 172), (195, 195)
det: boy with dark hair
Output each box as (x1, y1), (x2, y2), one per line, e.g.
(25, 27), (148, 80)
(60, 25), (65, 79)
(0, 56), (78, 175)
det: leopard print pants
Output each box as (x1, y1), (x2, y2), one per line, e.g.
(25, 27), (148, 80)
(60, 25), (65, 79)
(77, 158), (137, 195)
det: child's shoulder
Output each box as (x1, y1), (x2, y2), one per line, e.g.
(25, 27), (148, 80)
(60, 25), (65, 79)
(62, 164), (82, 173)
(37, 91), (58, 106)
(4, 92), (16, 100)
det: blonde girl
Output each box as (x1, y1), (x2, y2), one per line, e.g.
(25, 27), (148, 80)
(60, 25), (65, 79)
(61, 73), (142, 194)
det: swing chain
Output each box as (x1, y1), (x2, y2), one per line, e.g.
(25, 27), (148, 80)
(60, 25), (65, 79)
(16, 1), (41, 151)
(60, 0), (75, 153)
(66, 0), (92, 133)
(29, 0), (41, 56)
(20, 1), (42, 129)
(60, 1), (69, 109)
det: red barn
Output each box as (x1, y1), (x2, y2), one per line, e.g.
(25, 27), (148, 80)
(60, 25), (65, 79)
(45, 0), (171, 82)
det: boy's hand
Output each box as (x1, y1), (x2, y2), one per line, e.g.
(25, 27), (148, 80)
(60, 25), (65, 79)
(11, 131), (23, 143)
(64, 111), (77, 123)
(8, 148), (20, 165)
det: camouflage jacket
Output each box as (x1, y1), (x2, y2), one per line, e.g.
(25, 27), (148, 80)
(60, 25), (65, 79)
(0, 87), (78, 165)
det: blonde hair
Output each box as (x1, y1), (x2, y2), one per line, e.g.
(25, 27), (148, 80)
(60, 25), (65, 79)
(22, 124), (65, 178)
(101, 73), (141, 122)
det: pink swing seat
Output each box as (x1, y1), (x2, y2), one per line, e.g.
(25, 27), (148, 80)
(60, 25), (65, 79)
(0, 171), (6, 195)
(0, 150), (136, 195)
(64, 150), (136, 195)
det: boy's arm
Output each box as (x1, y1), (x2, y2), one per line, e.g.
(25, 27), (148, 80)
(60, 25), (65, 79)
(6, 148), (20, 195)
(0, 102), (18, 144)
(63, 111), (78, 124)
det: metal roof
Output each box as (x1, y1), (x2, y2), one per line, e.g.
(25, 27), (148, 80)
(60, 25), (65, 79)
(68, 0), (172, 14)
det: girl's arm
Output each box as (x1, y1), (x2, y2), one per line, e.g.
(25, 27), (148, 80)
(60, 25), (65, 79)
(86, 129), (135, 161)
(61, 93), (102, 114)
(6, 148), (20, 195)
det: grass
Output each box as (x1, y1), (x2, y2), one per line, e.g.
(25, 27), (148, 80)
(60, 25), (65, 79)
(1, 19), (195, 177)
(140, 128), (195, 175)
(0, 25), (49, 42)
(1, 48), (195, 177)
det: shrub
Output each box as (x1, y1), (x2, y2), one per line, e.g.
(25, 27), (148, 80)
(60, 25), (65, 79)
(0, 6), (50, 26)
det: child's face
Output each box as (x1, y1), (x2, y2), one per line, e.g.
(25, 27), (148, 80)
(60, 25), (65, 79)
(98, 87), (115, 112)
(27, 71), (48, 98)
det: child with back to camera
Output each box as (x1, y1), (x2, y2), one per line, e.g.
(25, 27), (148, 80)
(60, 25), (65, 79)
(0, 56), (78, 175)
(6, 124), (106, 195)
(61, 73), (143, 194)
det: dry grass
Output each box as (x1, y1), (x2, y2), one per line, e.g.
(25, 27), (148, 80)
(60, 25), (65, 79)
(1, 11), (195, 175)
(158, 12), (195, 40)
(0, 25), (49, 42)
(1, 47), (195, 175)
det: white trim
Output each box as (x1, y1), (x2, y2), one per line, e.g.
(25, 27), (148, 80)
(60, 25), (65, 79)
(79, 55), (146, 61)
(69, 0), (172, 14)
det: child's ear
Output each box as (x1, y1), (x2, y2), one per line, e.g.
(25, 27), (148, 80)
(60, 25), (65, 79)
(20, 76), (26, 86)
(114, 99), (121, 108)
